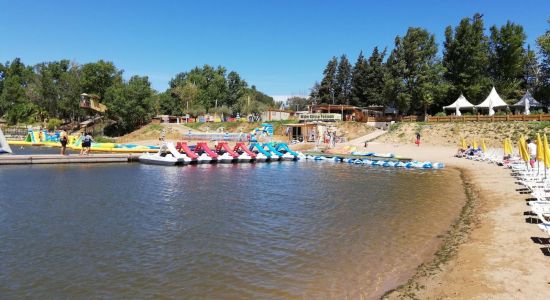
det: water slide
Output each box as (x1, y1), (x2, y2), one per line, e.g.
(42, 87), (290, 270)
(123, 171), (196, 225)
(234, 142), (256, 158)
(263, 143), (284, 156)
(249, 143), (272, 157)
(275, 143), (298, 157)
(165, 142), (192, 163)
(176, 142), (199, 159)
(0, 128), (13, 154)
(195, 142), (218, 159)
(215, 142), (239, 158)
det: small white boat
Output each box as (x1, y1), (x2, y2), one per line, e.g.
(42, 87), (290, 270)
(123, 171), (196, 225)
(268, 152), (280, 161)
(139, 143), (191, 165)
(281, 152), (295, 161)
(0, 128), (12, 154)
(254, 153), (267, 162)
(218, 152), (235, 163)
(197, 153), (213, 163)
(238, 152), (252, 162)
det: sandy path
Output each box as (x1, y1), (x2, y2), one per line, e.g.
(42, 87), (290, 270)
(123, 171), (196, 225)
(349, 141), (550, 299)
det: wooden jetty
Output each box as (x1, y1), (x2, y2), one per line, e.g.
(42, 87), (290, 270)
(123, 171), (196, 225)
(0, 154), (139, 165)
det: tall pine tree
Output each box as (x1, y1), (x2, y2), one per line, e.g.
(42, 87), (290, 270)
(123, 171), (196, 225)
(318, 57), (338, 104)
(351, 51), (369, 106)
(335, 54), (352, 104)
(536, 18), (550, 104)
(364, 47), (387, 106)
(443, 13), (491, 104)
(489, 21), (527, 101)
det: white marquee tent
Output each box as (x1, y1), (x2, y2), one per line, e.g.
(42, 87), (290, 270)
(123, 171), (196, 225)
(443, 94), (475, 116)
(475, 87), (508, 116)
(513, 91), (543, 115)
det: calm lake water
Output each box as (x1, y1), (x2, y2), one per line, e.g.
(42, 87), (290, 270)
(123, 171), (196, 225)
(0, 156), (467, 299)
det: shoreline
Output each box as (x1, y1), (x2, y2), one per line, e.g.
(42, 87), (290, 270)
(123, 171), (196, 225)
(360, 142), (550, 298)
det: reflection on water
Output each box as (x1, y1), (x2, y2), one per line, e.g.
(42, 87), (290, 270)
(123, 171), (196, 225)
(0, 161), (467, 299)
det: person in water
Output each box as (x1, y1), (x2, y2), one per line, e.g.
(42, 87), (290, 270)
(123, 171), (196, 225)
(59, 130), (68, 155)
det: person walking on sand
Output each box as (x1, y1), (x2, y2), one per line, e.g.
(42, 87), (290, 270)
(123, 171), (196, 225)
(527, 139), (537, 169)
(415, 132), (421, 147)
(59, 130), (68, 155)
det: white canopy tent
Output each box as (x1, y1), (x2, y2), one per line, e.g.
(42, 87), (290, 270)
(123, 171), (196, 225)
(443, 94), (475, 116)
(475, 87), (508, 116)
(513, 91), (543, 115)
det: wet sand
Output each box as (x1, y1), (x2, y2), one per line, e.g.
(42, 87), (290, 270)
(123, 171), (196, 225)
(358, 142), (550, 299)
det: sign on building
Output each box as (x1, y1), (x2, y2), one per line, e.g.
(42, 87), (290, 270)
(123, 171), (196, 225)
(298, 113), (342, 121)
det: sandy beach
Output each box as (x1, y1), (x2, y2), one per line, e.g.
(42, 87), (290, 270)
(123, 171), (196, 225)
(353, 142), (550, 299)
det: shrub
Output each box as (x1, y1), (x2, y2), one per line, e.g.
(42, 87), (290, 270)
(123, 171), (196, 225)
(47, 118), (63, 131)
(435, 112), (446, 116)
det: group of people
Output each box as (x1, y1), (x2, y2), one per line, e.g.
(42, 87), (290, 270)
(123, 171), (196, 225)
(56, 129), (93, 155)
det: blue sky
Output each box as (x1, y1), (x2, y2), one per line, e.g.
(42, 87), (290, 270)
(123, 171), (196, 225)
(1, 0), (548, 99)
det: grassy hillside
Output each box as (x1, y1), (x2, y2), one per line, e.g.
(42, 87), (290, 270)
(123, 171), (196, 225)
(376, 122), (550, 147)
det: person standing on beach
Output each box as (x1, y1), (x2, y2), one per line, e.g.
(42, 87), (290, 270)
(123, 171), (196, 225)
(59, 130), (68, 155)
(415, 132), (421, 147)
(527, 139), (536, 168)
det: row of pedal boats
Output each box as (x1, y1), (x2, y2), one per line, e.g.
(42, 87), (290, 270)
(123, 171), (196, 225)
(139, 142), (444, 169)
(305, 155), (445, 169)
(139, 142), (298, 165)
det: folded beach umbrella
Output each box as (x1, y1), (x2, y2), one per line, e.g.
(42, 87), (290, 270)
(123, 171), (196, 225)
(507, 138), (514, 155)
(473, 138), (478, 150)
(503, 139), (510, 155)
(461, 137), (467, 149)
(544, 134), (550, 168)
(519, 136), (529, 163)
(481, 139), (487, 153)
(536, 133), (544, 161)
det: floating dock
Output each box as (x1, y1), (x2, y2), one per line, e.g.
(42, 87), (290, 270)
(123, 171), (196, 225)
(302, 152), (412, 162)
(0, 154), (139, 165)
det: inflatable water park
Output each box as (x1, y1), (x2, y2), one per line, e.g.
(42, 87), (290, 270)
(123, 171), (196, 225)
(8, 129), (160, 153)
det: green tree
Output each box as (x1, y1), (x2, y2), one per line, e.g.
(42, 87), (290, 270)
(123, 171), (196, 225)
(0, 58), (39, 123)
(335, 54), (352, 104)
(364, 47), (387, 106)
(226, 71), (247, 108)
(287, 96), (310, 111)
(385, 28), (443, 115)
(536, 18), (550, 104)
(489, 21), (528, 101)
(351, 51), (369, 106)
(318, 57), (338, 103)
(103, 76), (155, 135)
(443, 13), (491, 103)
(80, 60), (122, 100)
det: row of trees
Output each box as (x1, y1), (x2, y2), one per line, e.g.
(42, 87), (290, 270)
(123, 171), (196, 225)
(0, 59), (275, 134)
(312, 14), (550, 115)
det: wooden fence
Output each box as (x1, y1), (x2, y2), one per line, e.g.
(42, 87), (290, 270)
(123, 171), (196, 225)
(363, 114), (550, 123)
